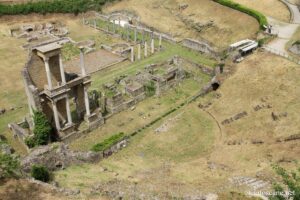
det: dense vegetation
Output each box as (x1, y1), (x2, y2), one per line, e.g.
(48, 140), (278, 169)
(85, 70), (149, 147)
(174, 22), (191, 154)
(0, 0), (117, 15)
(213, 0), (268, 29)
(91, 132), (125, 152)
(144, 81), (156, 97)
(0, 153), (20, 179)
(25, 110), (52, 148)
(31, 165), (51, 182)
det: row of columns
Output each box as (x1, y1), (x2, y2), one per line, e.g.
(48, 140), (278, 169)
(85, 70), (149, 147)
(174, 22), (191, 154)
(84, 18), (164, 48)
(42, 48), (91, 131)
(130, 38), (159, 62)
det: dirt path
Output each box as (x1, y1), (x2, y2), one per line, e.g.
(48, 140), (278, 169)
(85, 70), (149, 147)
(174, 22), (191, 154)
(265, 0), (300, 54)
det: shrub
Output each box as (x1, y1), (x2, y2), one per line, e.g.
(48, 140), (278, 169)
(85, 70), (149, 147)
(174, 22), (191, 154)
(0, 153), (20, 179)
(31, 165), (50, 182)
(24, 136), (36, 149)
(144, 81), (156, 97)
(213, 0), (267, 29)
(91, 132), (125, 152)
(26, 110), (52, 148)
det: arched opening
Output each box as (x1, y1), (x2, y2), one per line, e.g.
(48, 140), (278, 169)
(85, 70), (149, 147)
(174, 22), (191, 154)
(212, 82), (220, 91)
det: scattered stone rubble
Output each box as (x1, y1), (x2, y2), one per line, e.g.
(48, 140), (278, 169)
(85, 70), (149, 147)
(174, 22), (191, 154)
(21, 143), (101, 173)
(221, 111), (248, 125)
(229, 176), (270, 191)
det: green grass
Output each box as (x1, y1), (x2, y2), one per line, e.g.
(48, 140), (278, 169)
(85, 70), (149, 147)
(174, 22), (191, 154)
(91, 132), (125, 152)
(70, 77), (210, 151)
(91, 42), (216, 90)
(61, 43), (80, 61)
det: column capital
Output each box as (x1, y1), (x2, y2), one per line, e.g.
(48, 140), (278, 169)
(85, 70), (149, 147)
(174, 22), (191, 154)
(43, 57), (50, 62)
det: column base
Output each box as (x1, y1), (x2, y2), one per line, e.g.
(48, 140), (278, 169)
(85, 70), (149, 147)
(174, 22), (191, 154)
(59, 123), (76, 138)
(84, 113), (105, 129)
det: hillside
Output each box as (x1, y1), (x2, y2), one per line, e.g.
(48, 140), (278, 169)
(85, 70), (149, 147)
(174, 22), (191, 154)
(0, 0), (299, 199)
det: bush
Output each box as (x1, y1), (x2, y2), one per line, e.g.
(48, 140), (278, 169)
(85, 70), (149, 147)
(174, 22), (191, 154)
(91, 132), (125, 152)
(0, 153), (20, 179)
(25, 110), (52, 148)
(213, 0), (267, 29)
(31, 165), (50, 182)
(144, 81), (156, 97)
(24, 136), (36, 148)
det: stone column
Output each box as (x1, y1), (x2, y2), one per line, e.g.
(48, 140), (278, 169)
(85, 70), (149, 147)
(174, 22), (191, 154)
(44, 57), (53, 90)
(79, 48), (87, 76)
(151, 39), (155, 54)
(130, 47), (134, 62)
(159, 34), (162, 49)
(142, 29), (145, 44)
(59, 54), (66, 85)
(137, 43), (141, 60)
(94, 19), (97, 29)
(84, 87), (91, 117)
(144, 42), (148, 58)
(126, 25), (130, 41)
(52, 101), (61, 130)
(112, 20), (116, 33)
(134, 28), (137, 42)
(82, 17), (85, 25)
(65, 97), (72, 125)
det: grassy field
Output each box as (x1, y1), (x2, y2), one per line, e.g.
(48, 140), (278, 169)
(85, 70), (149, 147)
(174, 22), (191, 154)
(56, 101), (220, 197)
(232, 0), (290, 22)
(104, 0), (259, 49)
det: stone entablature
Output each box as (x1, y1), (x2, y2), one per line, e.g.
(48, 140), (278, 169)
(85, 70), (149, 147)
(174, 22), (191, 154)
(22, 43), (103, 139)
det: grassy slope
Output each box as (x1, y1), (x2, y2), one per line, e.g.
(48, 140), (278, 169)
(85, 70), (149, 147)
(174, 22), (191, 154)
(56, 102), (218, 195)
(104, 0), (259, 48)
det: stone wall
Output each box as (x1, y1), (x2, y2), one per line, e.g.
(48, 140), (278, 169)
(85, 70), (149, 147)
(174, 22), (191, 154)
(181, 38), (218, 58)
(27, 52), (48, 91)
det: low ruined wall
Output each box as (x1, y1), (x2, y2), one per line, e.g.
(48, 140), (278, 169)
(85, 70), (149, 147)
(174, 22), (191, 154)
(181, 38), (219, 58)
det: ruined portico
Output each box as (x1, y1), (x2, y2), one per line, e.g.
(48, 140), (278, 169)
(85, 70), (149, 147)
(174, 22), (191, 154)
(22, 43), (104, 138)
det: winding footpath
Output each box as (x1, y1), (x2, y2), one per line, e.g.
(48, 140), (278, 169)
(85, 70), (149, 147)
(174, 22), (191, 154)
(265, 0), (300, 54)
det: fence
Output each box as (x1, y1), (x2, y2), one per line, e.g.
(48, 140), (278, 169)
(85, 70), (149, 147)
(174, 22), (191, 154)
(263, 46), (300, 65)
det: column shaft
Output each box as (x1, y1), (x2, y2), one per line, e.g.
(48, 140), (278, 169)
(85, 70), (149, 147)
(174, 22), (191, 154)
(84, 87), (91, 116)
(59, 54), (66, 84)
(144, 42), (148, 57)
(151, 39), (155, 54)
(138, 43), (141, 60)
(66, 97), (72, 124)
(80, 48), (87, 76)
(44, 58), (53, 90)
(52, 101), (61, 130)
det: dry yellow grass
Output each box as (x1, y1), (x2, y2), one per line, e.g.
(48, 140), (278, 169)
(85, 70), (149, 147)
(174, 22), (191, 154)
(104, 0), (259, 48)
(206, 50), (300, 178)
(232, 0), (290, 22)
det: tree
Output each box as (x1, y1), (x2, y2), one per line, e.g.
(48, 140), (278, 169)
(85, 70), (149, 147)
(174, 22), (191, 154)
(270, 165), (300, 200)
(0, 153), (20, 179)
(31, 165), (50, 182)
